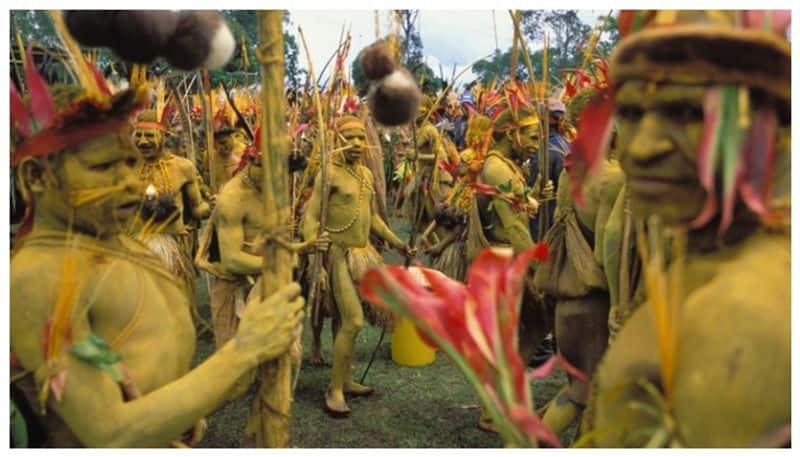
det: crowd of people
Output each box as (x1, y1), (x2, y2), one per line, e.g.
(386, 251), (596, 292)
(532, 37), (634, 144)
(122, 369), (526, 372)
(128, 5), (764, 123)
(9, 9), (790, 448)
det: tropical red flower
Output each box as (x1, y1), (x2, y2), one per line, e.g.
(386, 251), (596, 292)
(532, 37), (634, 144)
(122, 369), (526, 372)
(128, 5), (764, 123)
(360, 245), (557, 447)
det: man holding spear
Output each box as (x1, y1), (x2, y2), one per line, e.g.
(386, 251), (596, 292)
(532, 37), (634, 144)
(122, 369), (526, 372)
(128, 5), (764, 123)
(302, 115), (414, 415)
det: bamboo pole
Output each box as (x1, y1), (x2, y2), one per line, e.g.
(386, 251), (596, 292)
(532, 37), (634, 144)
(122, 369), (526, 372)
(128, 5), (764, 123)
(12, 14), (27, 93)
(420, 53), (492, 127)
(198, 70), (217, 192)
(537, 32), (551, 239)
(243, 11), (293, 448)
(296, 24), (330, 386)
(509, 10), (520, 82)
(167, 79), (196, 165)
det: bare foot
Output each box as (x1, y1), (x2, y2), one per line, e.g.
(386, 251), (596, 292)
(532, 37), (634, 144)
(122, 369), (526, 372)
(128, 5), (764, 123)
(343, 381), (374, 397)
(309, 352), (329, 366)
(324, 388), (351, 416)
(478, 414), (499, 434)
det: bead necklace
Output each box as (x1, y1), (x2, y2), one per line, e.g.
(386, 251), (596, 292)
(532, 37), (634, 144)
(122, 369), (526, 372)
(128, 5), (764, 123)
(139, 159), (175, 196)
(326, 165), (369, 234)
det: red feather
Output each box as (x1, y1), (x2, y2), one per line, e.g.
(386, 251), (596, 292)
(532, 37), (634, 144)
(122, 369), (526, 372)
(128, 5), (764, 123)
(10, 81), (32, 137)
(25, 45), (56, 129)
(739, 108), (777, 216)
(742, 10), (791, 36)
(86, 59), (111, 96)
(567, 91), (615, 206)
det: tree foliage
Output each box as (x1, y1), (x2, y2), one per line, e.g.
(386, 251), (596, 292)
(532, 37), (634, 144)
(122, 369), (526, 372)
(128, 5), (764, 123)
(472, 10), (621, 89)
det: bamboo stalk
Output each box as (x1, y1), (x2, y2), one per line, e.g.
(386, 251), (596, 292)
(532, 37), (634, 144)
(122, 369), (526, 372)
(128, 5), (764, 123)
(297, 24), (330, 383)
(13, 14), (27, 93)
(617, 189), (633, 322)
(509, 10), (520, 82)
(421, 53), (492, 127)
(167, 79), (196, 166)
(198, 70), (217, 192)
(538, 32), (551, 238)
(244, 11), (293, 448)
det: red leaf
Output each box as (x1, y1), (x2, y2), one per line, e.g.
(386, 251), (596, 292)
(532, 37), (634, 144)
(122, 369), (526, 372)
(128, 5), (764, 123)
(50, 367), (68, 402)
(10, 81), (32, 137)
(739, 108), (777, 216)
(25, 45), (56, 129)
(556, 354), (589, 383)
(742, 10), (791, 36)
(509, 405), (563, 448)
(437, 159), (459, 180)
(529, 354), (558, 380)
(468, 182), (501, 197)
(292, 123), (310, 138)
(529, 354), (589, 384)
(564, 78), (576, 98)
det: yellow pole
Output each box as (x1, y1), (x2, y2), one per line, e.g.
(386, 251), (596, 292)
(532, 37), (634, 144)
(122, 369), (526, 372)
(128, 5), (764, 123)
(243, 10), (293, 448)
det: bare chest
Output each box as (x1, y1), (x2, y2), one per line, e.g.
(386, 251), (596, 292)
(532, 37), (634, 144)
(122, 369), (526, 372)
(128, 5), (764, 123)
(88, 258), (195, 394)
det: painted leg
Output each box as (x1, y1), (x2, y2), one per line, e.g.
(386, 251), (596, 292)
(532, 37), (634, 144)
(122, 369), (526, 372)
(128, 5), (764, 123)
(310, 314), (327, 365)
(209, 277), (240, 350)
(326, 252), (365, 415)
(544, 293), (610, 437)
(541, 385), (579, 435)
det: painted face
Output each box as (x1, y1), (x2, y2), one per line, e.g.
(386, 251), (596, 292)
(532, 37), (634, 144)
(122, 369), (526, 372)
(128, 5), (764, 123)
(341, 127), (367, 164)
(132, 126), (164, 160)
(38, 129), (143, 237)
(514, 123), (541, 159)
(614, 81), (707, 225)
(222, 130), (249, 156)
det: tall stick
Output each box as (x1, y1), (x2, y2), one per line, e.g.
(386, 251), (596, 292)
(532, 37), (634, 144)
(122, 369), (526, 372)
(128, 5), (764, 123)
(198, 70), (217, 192)
(167, 79), (196, 166)
(297, 24), (330, 374)
(537, 32), (551, 239)
(245, 11), (293, 448)
(509, 10), (520, 82)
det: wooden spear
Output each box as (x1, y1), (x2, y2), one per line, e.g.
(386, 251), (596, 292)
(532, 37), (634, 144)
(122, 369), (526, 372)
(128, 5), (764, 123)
(167, 78), (196, 166)
(510, 10), (520, 82)
(296, 24), (330, 386)
(243, 11), (293, 448)
(537, 32), (551, 239)
(198, 70), (217, 192)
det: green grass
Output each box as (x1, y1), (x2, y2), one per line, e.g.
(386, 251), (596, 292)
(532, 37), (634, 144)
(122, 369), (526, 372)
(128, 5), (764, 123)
(191, 215), (573, 448)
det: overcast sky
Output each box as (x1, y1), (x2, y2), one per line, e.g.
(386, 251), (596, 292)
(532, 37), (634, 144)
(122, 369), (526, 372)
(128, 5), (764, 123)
(288, 10), (608, 87)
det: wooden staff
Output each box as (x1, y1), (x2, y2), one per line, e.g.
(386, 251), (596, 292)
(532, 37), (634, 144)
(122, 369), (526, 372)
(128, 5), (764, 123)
(167, 78), (196, 166)
(537, 32), (552, 239)
(198, 70), (217, 192)
(245, 11), (293, 448)
(510, 10), (520, 82)
(297, 24), (330, 378)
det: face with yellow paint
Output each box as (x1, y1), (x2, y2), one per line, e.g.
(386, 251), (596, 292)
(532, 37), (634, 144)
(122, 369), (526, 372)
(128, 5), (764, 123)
(614, 81), (707, 225)
(510, 122), (541, 160)
(340, 127), (367, 164)
(132, 126), (164, 160)
(220, 129), (250, 157)
(20, 129), (143, 237)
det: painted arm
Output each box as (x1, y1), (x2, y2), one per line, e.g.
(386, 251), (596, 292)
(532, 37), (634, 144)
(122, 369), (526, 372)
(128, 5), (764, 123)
(371, 190), (404, 249)
(215, 196), (262, 276)
(482, 159), (534, 254)
(425, 229), (458, 256)
(10, 264), (303, 448)
(182, 163), (211, 220)
(300, 172), (323, 243)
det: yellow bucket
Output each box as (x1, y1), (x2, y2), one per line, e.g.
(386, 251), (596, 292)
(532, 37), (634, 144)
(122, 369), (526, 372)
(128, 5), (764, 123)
(391, 317), (436, 367)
